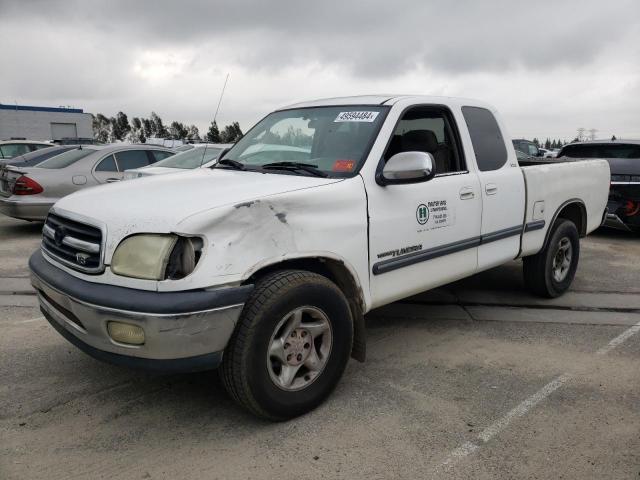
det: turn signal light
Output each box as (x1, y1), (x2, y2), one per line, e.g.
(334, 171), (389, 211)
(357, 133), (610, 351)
(13, 176), (44, 195)
(107, 321), (145, 345)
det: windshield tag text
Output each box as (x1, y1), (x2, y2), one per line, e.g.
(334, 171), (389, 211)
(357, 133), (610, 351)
(334, 111), (379, 122)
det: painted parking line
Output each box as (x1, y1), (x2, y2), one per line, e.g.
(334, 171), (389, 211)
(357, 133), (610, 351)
(437, 321), (640, 473)
(596, 321), (640, 355)
(9, 316), (45, 326)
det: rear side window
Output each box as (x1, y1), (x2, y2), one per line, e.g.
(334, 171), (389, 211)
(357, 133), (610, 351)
(95, 155), (117, 172)
(0, 143), (31, 158)
(115, 150), (152, 170)
(38, 148), (95, 169)
(151, 150), (174, 162)
(30, 144), (52, 152)
(462, 106), (508, 171)
(560, 144), (640, 159)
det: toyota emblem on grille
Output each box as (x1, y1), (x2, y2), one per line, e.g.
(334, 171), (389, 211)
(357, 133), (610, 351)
(76, 253), (90, 265)
(54, 226), (67, 246)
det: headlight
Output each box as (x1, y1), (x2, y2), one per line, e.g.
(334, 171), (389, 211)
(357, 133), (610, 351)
(111, 234), (202, 280)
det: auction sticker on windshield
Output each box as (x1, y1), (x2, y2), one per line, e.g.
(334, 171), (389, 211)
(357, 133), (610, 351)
(334, 111), (379, 122)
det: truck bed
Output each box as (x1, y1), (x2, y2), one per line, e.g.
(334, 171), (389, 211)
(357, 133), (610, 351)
(519, 159), (610, 257)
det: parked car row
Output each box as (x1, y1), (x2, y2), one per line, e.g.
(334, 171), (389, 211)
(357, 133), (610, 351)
(0, 143), (230, 221)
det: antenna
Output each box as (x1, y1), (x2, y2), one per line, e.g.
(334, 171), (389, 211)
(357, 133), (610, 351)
(201, 73), (230, 166)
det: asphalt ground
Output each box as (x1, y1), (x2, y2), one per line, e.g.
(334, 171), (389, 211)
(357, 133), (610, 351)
(1, 214), (638, 479)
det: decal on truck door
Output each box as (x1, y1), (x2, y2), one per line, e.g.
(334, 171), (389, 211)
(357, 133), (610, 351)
(416, 199), (454, 231)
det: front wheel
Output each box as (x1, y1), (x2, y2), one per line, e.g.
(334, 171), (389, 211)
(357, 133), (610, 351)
(523, 219), (580, 298)
(220, 270), (353, 420)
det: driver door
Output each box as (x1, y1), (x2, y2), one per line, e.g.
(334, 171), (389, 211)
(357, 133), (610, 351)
(367, 106), (482, 308)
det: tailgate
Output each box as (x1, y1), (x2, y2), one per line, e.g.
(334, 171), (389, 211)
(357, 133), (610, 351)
(0, 166), (24, 197)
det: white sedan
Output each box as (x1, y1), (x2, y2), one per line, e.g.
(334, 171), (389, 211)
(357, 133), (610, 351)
(123, 143), (233, 179)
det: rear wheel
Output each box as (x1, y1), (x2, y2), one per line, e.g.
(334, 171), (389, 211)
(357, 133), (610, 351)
(523, 219), (580, 298)
(221, 270), (353, 420)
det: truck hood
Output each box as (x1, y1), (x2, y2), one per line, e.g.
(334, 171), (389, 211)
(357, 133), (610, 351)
(53, 168), (341, 234)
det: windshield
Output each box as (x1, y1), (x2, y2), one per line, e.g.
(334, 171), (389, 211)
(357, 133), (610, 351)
(220, 106), (388, 177)
(37, 148), (96, 169)
(560, 144), (640, 159)
(151, 147), (223, 169)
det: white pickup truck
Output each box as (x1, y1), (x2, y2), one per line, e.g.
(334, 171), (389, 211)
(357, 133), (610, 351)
(29, 95), (610, 420)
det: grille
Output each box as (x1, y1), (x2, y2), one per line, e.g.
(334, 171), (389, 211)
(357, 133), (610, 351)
(42, 213), (103, 273)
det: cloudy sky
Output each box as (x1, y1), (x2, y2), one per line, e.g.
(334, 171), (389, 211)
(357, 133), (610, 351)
(1, 0), (639, 141)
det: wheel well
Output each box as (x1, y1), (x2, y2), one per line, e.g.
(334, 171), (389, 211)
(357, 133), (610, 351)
(556, 201), (587, 237)
(244, 257), (367, 362)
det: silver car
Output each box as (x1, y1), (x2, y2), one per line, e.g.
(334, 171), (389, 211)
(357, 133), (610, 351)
(0, 144), (174, 221)
(123, 143), (233, 179)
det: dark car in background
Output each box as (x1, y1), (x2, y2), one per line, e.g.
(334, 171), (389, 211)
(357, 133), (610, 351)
(0, 145), (79, 168)
(558, 140), (640, 232)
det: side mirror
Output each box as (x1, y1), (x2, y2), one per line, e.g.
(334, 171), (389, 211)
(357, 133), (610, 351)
(379, 151), (435, 185)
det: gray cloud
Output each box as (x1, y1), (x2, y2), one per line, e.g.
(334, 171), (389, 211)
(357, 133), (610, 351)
(1, 0), (639, 138)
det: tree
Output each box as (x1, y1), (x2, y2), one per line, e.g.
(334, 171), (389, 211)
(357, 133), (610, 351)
(186, 125), (201, 141)
(532, 138), (540, 147)
(611, 135), (617, 141)
(220, 122), (243, 142)
(115, 112), (131, 139)
(205, 121), (221, 142)
(127, 117), (145, 143)
(141, 118), (153, 138)
(169, 121), (189, 140)
(150, 112), (168, 138)
(544, 138), (551, 149)
(92, 113), (111, 143)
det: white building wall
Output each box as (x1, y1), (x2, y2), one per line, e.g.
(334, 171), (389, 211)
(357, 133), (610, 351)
(0, 109), (93, 141)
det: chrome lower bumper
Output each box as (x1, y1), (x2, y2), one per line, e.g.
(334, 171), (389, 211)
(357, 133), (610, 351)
(29, 251), (252, 372)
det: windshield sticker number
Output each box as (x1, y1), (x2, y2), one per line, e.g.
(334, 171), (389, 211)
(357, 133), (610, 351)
(334, 111), (379, 122)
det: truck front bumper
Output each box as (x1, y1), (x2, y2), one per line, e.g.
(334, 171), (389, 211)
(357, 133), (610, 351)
(29, 250), (253, 372)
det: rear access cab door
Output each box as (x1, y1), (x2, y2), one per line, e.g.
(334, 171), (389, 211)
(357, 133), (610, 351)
(461, 106), (525, 271)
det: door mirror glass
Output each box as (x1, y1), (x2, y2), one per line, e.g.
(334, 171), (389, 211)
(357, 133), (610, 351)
(380, 151), (435, 184)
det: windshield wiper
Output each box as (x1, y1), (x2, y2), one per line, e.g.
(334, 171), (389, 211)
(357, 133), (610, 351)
(261, 162), (328, 178)
(215, 158), (246, 170)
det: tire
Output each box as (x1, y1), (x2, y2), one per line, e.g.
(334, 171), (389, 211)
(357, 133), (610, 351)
(220, 270), (353, 420)
(523, 219), (580, 298)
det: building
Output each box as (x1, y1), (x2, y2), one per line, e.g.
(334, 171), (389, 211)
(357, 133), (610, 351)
(0, 104), (93, 141)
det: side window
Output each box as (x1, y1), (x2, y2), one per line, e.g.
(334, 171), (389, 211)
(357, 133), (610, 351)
(95, 155), (118, 172)
(383, 106), (465, 175)
(30, 144), (51, 152)
(115, 150), (152, 170)
(151, 150), (174, 162)
(0, 144), (30, 158)
(462, 106), (508, 172)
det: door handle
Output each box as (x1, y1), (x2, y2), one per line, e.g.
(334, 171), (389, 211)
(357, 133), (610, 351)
(485, 183), (498, 195)
(106, 178), (120, 183)
(459, 186), (475, 200)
